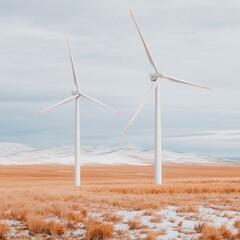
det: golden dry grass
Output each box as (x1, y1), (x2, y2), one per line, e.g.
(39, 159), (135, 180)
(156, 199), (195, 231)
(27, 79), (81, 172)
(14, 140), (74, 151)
(0, 223), (9, 240)
(48, 221), (65, 237)
(150, 214), (162, 223)
(1, 164), (240, 183)
(62, 209), (86, 224)
(219, 224), (233, 239)
(198, 223), (236, 240)
(198, 225), (219, 240)
(235, 219), (240, 229)
(102, 211), (123, 223)
(116, 229), (130, 240)
(0, 163), (239, 239)
(85, 217), (114, 240)
(143, 229), (166, 239)
(145, 231), (158, 240)
(157, 229), (167, 236)
(27, 216), (64, 237)
(127, 218), (146, 230)
(176, 204), (198, 213)
(27, 215), (49, 235)
(195, 222), (206, 233)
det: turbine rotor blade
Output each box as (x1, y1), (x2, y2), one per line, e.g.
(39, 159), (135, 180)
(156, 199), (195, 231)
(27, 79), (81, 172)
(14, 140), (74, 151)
(67, 37), (80, 91)
(123, 79), (159, 134)
(163, 75), (211, 90)
(81, 93), (119, 114)
(39, 95), (79, 114)
(129, 9), (159, 73)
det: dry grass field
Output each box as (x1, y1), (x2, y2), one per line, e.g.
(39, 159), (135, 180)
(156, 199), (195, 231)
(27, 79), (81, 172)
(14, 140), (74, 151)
(0, 164), (240, 239)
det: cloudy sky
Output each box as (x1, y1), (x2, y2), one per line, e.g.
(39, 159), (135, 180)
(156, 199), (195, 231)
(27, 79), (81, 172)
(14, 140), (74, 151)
(0, 0), (239, 159)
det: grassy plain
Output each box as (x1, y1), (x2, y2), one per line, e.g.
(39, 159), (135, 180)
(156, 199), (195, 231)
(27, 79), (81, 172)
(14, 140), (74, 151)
(0, 164), (239, 239)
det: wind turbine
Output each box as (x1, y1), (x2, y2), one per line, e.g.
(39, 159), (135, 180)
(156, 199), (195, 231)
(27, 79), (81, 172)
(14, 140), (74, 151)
(39, 38), (119, 187)
(123, 10), (211, 185)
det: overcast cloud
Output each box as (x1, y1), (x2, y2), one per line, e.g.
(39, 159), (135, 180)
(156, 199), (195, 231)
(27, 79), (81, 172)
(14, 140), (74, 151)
(0, 0), (239, 159)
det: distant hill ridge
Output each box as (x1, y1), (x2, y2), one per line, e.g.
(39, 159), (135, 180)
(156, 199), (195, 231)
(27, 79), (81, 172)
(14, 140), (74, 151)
(0, 143), (238, 165)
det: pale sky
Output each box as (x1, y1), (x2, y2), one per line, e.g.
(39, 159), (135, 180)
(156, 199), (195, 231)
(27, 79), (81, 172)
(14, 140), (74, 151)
(0, 0), (239, 159)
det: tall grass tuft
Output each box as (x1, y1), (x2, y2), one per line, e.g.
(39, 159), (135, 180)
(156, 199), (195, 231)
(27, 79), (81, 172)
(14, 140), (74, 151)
(0, 223), (9, 240)
(85, 217), (114, 240)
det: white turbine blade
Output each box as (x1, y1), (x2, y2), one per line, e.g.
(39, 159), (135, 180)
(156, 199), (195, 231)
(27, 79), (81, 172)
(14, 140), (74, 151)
(81, 94), (119, 114)
(129, 9), (159, 73)
(39, 95), (78, 114)
(163, 75), (212, 90)
(67, 37), (80, 91)
(123, 79), (159, 134)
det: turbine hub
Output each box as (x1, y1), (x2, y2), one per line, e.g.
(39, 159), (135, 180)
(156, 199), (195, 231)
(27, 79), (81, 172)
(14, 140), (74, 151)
(149, 72), (164, 81)
(72, 90), (80, 96)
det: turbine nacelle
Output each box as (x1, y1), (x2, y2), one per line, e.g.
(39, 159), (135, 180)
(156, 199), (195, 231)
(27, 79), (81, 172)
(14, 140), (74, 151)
(149, 72), (164, 81)
(72, 90), (80, 96)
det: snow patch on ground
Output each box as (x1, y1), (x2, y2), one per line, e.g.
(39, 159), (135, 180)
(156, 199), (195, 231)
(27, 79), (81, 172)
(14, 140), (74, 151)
(1, 205), (239, 239)
(115, 206), (240, 239)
